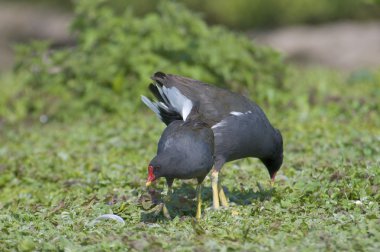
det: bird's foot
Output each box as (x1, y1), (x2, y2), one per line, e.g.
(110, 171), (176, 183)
(162, 203), (171, 219)
(210, 169), (230, 210)
(210, 205), (228, 211)
(212, 201), (220, 210)
(152, 203), (171, 219)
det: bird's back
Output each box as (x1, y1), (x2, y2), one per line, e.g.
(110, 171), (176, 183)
(155, 119), (214, 180)
(151, 72), (265, 125)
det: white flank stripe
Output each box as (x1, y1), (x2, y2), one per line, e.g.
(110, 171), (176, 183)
(211, 120), (227, 129)
(230, 111), (244, 116)
(213, 110), (253, 129)
(230, 111), (252, 116)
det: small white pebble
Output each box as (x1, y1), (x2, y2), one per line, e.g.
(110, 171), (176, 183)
(39, 115), (48, 124)
(276, 174), (289, 181)
(147, 223), (161, 228)
(354, 200), (363, 206)
(58, 152), (69, 161)
(91, 214), (125, 225)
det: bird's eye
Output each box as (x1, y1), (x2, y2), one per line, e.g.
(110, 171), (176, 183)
(154, 166), (160, 175)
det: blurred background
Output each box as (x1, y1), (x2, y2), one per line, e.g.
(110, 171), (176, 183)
(1, 0), (380, 71)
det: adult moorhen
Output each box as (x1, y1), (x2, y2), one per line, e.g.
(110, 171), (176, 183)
(145, 107), (214, 219)
(142, 72), (283, 209)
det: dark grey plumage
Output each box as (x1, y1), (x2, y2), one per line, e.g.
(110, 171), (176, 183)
(150, 117), (214, 183)
(143, 72), (283, 178)
(146, 109), (214, 218)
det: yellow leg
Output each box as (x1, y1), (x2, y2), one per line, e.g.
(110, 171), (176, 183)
(195, 184), (203, 219)
(211, 170), (220, 209)
(218, 181), (229, 208)
(162, 185), (172, 219)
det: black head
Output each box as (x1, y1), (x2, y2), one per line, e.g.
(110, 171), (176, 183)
(261, 129), (283, 181)
(262, 153), (283, 181)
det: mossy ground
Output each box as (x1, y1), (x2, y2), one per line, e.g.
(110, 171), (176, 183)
(0, 67), (379, 251)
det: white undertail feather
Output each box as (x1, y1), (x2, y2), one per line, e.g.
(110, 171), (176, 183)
(162, 86), (193, 121)
(142, 84), (193, 122)
(159, 102), (169, 110)
(141, 96), (162, 120)
(156, 84), (170, 105)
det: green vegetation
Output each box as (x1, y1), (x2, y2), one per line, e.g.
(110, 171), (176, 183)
(1, 66), (379, 250)
(0, 0), (379, 251)
(6, 0), (283, 123)
(9, 0), (380, 29)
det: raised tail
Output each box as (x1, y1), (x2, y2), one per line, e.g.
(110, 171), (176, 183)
(141, 73), (194, 125)
(141, 95), (182, 125)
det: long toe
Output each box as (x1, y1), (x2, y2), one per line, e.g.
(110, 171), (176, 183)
(218, 184), (229, 208)
(162, 203), (171, 219)
(151, 203), (171, 219)
(152, 203), (164, 217)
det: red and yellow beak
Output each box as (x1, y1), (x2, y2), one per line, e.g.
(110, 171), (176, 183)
(146, 165), (155, 187)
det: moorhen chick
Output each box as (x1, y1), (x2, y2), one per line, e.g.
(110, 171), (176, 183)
(142, 72), (283, 209)
(145, 107), (214, 219)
